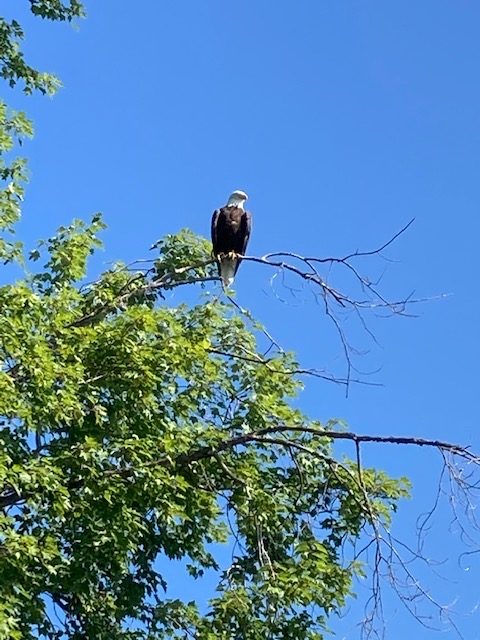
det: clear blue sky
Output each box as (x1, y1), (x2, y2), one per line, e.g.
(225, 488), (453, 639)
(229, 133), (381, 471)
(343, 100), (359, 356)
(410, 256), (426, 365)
(4, 1), (480, 637)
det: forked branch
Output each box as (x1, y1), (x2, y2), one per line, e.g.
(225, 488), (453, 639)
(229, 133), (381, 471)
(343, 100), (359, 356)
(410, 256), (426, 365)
(68, 220), (444, 392)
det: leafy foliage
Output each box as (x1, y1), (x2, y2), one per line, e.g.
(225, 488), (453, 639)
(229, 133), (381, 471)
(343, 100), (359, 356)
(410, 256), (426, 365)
(0, 101), (33, 262)
(0, 3), (84, 94)
(0, 4), (409, 639)
(0, 221), (409, 639)
(152, 228), (218, 283)
(0, 18), (56, 95)
(29, 1), (85, 22)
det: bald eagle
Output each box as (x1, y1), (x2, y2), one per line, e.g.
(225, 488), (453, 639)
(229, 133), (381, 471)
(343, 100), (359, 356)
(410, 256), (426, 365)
(211, 190), (252, 287)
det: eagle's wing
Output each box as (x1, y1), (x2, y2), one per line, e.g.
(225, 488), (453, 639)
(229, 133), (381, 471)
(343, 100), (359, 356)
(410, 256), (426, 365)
(211, 209), (220, 255)
(239, 211), (252, 256)
(231, 212), (252, 277)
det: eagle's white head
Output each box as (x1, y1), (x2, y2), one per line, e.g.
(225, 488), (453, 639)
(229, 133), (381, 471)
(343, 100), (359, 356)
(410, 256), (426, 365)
(226, 190), (248, 209)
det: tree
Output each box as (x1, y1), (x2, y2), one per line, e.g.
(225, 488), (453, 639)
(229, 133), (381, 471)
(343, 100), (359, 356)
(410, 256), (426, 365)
(0, 4), (477, 640)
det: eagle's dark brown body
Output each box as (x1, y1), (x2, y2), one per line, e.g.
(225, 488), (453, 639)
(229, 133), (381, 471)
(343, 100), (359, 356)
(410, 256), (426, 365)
(211, 206), (252, 284)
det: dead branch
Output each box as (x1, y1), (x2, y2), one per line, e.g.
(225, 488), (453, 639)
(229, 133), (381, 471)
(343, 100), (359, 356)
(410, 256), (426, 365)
(64, 220), (445, 393)
(2, 426), (476, 508)
(207, 348), (382, 388)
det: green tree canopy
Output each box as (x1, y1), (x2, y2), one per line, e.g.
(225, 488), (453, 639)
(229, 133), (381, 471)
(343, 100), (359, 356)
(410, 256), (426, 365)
(0, 5), (411, 639)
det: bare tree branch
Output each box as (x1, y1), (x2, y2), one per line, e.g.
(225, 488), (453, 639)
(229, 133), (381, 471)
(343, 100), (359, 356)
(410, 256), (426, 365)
(3, 426), (477, 509)
(66, 220), (445, 394)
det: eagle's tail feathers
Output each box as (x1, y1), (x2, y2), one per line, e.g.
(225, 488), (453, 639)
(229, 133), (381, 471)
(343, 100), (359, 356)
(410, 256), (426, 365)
(219, 256), (237, 287)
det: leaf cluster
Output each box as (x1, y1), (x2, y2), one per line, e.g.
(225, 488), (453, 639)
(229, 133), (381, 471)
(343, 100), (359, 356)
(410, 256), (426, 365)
(0, 102), (33, 262)
(152, 228), (218, 284)
(0, 2), (84, 94)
